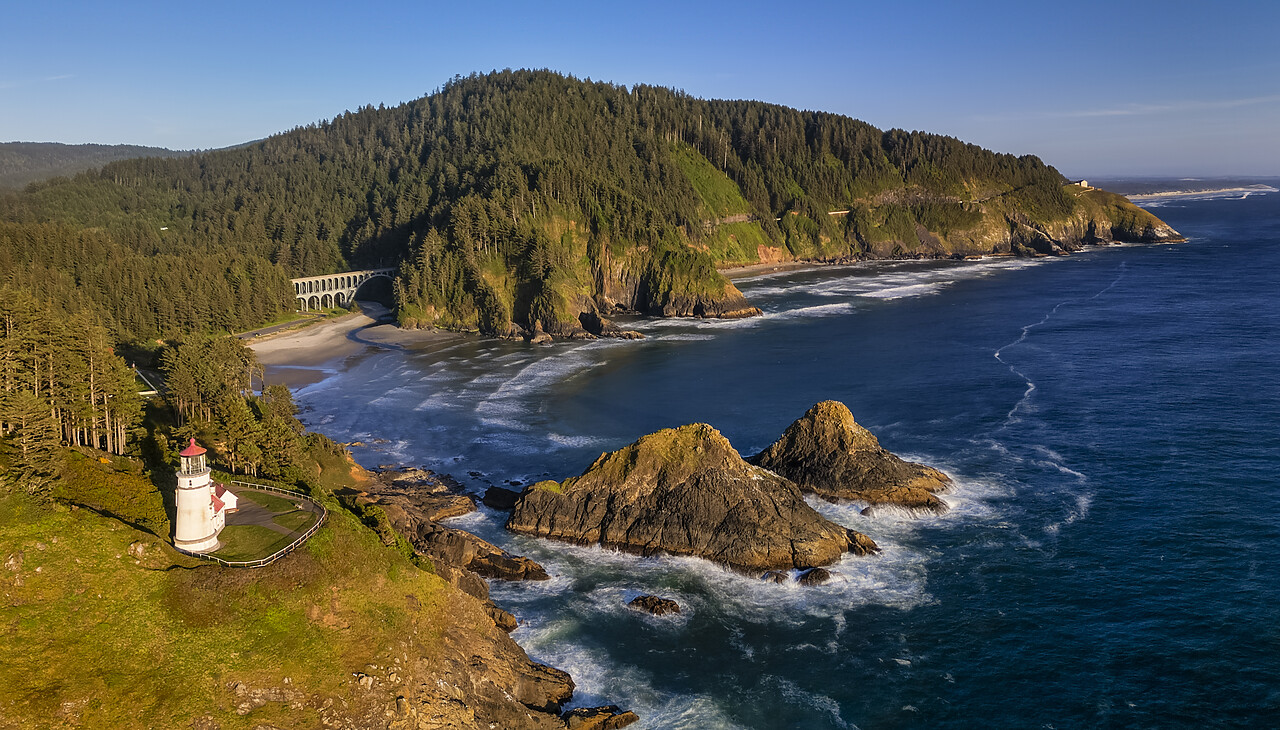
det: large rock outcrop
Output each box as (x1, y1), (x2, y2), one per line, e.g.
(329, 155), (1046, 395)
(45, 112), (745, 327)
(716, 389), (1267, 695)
(750, 400), (950, 513)
(505, 424), (876, 572)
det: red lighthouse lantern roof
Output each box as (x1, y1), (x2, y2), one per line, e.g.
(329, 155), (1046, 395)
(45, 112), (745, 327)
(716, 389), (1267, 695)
(179, 438), (207, 457)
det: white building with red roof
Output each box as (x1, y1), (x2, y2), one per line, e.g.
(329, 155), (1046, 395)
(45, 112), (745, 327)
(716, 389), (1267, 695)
(173, 438), (238, 553)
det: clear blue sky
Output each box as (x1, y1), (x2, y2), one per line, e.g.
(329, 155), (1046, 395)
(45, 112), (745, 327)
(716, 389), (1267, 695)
(3, 0), (1278, 177)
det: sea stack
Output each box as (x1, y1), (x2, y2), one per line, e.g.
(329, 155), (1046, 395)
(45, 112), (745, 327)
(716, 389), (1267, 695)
(750, 401), (951, 513)
(505, 423), (876, 572)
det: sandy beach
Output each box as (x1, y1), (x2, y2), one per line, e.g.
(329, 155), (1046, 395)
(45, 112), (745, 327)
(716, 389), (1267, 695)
(249, 305), (463, 387)
(719, 260), (828, 280)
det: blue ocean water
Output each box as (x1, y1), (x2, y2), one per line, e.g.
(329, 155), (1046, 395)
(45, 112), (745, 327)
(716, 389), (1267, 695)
(284, 190), (1280, 728)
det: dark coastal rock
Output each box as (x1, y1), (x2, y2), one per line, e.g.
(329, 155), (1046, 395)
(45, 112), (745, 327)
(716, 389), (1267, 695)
(483, 486), (523, 510)
(628, 594), (681, 615)
(761, 570), (790, 584)
(564, 705), (640, 730)
(541, 317), (597, 341)
(506, 423), (876, 571)
(681, 293), (762, 319)
(847, 529), (880, 556)
(359, 467), (549, 580)
(751, 400), (951, 514)
(579, 310), (644, 339)
(413, 522), (550, 582)
(361, 468), (477, 522)
(496, 321), (526, 341)
(393, 585), (583, 729)
(516, 662), (576, 714)
(486, 603), (519, 633)
(434, 561), (491, 601)
(797, 568), (833, 586)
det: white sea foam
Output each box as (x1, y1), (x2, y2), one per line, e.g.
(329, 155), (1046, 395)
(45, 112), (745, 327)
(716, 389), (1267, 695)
(487, 527), (933, 631)
(657, 333), (717, 341)
(412, 392), (464, 412)
(857, 282), (944, 299)
(632, 315), (765, 332)
(547, 432), (609, 449)
(538, 648), (744, 729)
(739, 284), (791, 298)
(1043, 490), (1095, 536)
(473, 343), (613, 422)
(765, 675), (852, 729)
(1135, 185), (1276, 207)
(766, 302), (856, 320)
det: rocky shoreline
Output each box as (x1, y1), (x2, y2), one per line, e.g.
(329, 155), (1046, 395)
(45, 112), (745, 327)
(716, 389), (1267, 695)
(335, 399), (954, 724)
(347, 467), (638, 729)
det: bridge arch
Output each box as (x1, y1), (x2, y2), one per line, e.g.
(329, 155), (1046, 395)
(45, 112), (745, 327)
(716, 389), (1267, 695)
(290, 267), (397, 312)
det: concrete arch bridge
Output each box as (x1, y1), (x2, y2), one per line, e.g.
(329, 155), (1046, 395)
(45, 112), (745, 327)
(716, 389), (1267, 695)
(291, 268), (396, 311)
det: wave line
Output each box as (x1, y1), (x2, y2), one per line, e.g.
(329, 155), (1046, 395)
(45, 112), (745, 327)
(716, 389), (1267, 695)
(994, 262), (1127, 424)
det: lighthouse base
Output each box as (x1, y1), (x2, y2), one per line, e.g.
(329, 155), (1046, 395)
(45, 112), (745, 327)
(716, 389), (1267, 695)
(174, 533), (220, 554)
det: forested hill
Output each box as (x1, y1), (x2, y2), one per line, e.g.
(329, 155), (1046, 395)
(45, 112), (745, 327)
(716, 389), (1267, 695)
(0, 142), (189, 189)
(0, 69), (1180, 341)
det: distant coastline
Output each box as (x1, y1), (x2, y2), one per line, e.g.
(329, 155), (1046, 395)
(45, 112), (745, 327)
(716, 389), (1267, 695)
(1127, 185), (1278, 201)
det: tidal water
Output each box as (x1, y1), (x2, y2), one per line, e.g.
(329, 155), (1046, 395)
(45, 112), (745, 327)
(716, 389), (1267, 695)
(284, 189), (1280, 728)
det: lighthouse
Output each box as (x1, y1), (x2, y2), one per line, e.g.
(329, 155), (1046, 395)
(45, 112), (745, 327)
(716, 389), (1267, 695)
(173, 438), (238, 553)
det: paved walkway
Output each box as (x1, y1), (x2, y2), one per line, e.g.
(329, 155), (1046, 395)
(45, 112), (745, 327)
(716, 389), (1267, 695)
(226, 487), (323, 538)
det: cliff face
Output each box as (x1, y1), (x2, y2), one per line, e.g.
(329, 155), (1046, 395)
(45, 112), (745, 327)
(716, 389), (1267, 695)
(802, 186), (1182, 262)
(5, 70), (1185, 342)
(505, 423), (877, 571)
(750, 401), (951, 513)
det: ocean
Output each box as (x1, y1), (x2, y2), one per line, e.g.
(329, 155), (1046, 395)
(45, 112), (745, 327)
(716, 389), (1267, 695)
(281, 186), (1280, 728)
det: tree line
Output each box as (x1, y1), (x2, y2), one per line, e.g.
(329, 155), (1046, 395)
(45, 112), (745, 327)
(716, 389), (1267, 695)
(0, 285), (142, 494)
(160, 336), (317, 483)
(1, 69), (1077, 339)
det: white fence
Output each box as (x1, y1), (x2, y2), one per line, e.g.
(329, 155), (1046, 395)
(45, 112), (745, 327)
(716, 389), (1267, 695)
(175, 481), (327, 568)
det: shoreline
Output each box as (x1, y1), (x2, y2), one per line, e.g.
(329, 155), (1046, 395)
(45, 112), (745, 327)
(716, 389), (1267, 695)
(718, 260), (824, 280)
(254, 245), (1139, 381)
(249, 306), (463, 388)
(1127, 186), (1275, 201)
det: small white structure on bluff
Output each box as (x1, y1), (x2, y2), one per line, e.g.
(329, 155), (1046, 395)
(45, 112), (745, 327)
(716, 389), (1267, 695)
(173, 438), (238, 553)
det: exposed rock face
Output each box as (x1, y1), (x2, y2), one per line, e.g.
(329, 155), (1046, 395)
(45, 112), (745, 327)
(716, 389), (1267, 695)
(564, 705), (640, 729)
(751, 401), (951, 513)
(628, 594), (681, 615)
(506, 424), (877, 571)
(797, 568), (833, 586)
(403, 589), (577, 729)
(579, 311), (644, 340)
(413, 522), (550, 582)
(356, 467), (548, 582)
(483, 486), (524, 510)
(361, 467), (477, 523)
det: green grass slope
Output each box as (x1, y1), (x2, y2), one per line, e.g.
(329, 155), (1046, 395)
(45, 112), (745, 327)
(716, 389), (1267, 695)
(0, 422), (597, 729)
(0, 481), (453, 729)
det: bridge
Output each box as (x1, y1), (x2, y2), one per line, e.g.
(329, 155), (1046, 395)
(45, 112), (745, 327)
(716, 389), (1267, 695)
(291, 268), (396, 311)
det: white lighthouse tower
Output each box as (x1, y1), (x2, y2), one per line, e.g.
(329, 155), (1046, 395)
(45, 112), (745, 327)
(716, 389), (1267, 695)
(173, 438), (237, 553)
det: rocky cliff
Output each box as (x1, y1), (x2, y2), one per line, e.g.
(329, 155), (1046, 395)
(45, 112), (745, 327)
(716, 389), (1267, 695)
(3, 71), (1185, 343)
(750, 401), (951, 513)
(0, 471), (641, 730)
(505, 423), (877, 571)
